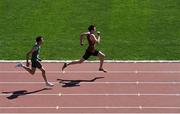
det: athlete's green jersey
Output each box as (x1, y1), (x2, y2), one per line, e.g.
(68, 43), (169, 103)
(31, 44), (40, 62)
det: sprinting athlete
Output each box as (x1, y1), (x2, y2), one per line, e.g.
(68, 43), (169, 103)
(62, 25), (107, 72)
(16, 36), (54, 87)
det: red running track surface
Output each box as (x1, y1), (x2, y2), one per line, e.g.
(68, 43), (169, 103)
(0, 62), (180, 113)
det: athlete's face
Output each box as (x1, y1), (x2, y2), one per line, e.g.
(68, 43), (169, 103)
(92, 27), (96, 33)
(39, 38), (44, 45)
(93, 27), (96, 32)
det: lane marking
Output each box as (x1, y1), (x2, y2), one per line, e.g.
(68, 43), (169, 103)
(138, 93), (141, 96)
(1, 106), (180, 109)
(135, 71), (138, 74)
(1, 81), (180, 84)
(1, 60), (180, 63)
(59, 93), (180, 96)
(1, 70), (180, 74)
(60, 106), (140, 109)
(1, 112), (179, 114)
(1, 93), (180, 96)
(56, 106), (59, 110)
(0, 106), (56, 109)
(139, 106), (142, 110)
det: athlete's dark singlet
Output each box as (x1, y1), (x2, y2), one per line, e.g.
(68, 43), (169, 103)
(31, 44), (40, 62)
(86, 34), (96, 52)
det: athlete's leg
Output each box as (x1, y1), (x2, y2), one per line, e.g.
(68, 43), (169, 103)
(22, 65), (36, 75)
(39, 67), (54, 87)
(97, 51), (107, 72)
(39, 67), (48, 82)
(35, 61), (54, 87)
(16, 61), (36, 75)
(62, 58), (85, 70)
(68, 58), (85, 66)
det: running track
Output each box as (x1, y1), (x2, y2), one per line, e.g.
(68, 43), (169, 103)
(0, 62), (180, 113)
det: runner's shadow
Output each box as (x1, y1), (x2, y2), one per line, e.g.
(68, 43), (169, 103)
(57, 77), (104, 87)
(2, 88), (52, 100)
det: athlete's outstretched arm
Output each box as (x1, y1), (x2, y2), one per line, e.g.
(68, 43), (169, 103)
(80, 32), (90, 46)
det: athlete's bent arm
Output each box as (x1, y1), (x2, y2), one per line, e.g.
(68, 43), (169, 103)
(26, 48), (35, 67)
(91, 33), (100, 44)
(96, 31), (101, 43)
(80, 32), (89, 46)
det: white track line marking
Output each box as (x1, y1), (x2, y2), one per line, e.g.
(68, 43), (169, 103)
(1, 106), (180, 109)
(1, 112), (176, 114)
(139, 106), (143, 110)
(1, 60), (180, 63)
(1, 93), (180, 96)
(1, 81), (180, 84)
(1, 70), (180, 74)
(60, 93), (180, 96)
(0, 113), (177, 114)
(56, 106), (59, 110)
(61, 106), (140, 109)
(0, 107), (56, 109)
(0, 93), (59, 96)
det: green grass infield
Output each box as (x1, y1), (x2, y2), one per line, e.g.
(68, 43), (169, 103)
(0, 0), (179, 60)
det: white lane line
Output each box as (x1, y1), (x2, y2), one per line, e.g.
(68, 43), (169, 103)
(0, 93), (59, 96)
(1, 60), (180, 63)
(61, 106), (180, 109)
(1, 71), (180, 74)
(81, 81), (180, 84)
(61, 106), (139, 109)
(0, 106), (56, 109)
(0, 93), (180, 96)
(0, 113), (179, 114)
(60, 93), (180, 96)
(1, 81), (180, 84)
(142, 107), (180, 109)
(1, 106), (180, 109)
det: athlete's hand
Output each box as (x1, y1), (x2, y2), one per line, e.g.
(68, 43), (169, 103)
(26, 62), (30, 67)
(38, 58), (42, 61)
(97, 31), (100, 36)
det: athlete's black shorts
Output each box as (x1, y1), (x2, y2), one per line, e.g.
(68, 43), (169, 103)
(31, 60), (42, 69)
(82, 50), (99, 60)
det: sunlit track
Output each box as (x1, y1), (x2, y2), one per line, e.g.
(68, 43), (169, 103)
(1, 62), (180, 113)
(1, 81), (180, 84)
(1, 93), (180, 96)
(1, 70), (180, 74)
(1, 106), (180, 110)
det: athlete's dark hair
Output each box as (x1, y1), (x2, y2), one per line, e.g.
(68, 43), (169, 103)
(88, 25), (95, 31)
(36, 36), (43, 43)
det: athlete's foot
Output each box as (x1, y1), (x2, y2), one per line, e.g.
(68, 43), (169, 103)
(46, 82), (54, 87)
(62, 63), (67, 71)
(16, 63), (23, 68)
(99, 68), (107, 73)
